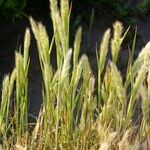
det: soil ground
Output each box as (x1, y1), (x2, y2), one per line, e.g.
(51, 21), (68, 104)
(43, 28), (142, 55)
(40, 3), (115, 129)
(0, 9), (150, 120)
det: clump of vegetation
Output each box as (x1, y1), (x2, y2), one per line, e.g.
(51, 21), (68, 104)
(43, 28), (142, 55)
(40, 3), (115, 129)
(0, 0), (27, 20)
(136, 0), (150, 17)
(0, 0), (49, 20)
(81, 0), (150, 24)
(0, 0), (149, 22)
(0, 0), (150, 149)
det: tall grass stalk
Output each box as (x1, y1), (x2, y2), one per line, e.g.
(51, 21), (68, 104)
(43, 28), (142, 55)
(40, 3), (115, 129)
(127, 42), (150, 120)
(0, 70), (15, 149)
(97, 28), (110, 106)
(15, 28), (30, 141)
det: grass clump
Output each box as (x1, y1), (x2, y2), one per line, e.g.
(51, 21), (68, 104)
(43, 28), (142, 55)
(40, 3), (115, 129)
(1, 0), (150, 149)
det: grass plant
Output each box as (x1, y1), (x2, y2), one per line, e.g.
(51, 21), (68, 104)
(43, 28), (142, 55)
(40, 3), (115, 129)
(1, 0), (150, 149)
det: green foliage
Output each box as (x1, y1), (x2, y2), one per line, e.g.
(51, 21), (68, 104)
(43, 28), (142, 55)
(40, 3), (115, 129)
(0, 0), (27, 20)
(136, 0), (150, 16)
(82, 0), (131, 16)
(82, 0), (150, 23)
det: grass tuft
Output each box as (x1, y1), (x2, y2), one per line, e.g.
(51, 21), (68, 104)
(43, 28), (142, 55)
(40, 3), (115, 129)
(0, 0), (150, 149)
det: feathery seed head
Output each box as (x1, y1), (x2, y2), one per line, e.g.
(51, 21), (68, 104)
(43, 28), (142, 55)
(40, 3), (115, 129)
(73, 27), (82, 67)
(61, 49), (72, 82)
(24, 28), (30, 70)
(111, 21), (123, 63)
(99, 28), (111, 74)
(113, 21), (123, 40)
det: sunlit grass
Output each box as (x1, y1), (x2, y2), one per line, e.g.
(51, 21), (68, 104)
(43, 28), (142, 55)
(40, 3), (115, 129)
(0, 0), (150, 149)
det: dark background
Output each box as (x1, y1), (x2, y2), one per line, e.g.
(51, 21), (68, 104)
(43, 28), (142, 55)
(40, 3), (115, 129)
(0, 0), (150, 22)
